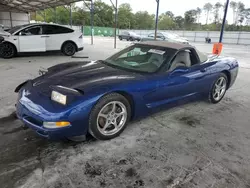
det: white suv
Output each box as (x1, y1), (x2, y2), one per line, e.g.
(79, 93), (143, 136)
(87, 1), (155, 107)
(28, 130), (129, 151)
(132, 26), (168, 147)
(0, 23), (84, 58)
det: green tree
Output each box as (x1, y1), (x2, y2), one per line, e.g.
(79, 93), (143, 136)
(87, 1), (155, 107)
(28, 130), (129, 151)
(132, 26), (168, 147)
(93, 0), (114, 27)
(184, 10), (196, 29)
(165, 11), (174, 19)
(213, 2), (223, 24)
(118, 3), (134, 29)
(134, 11), (154, 29)
(203, 3), (213, 25)
(196, 7), (202, 23)
(158, 14), (175, 30)
(174, 16), (184, 29)
(243, 8), (250, 25)
(235, 2), (245, 25)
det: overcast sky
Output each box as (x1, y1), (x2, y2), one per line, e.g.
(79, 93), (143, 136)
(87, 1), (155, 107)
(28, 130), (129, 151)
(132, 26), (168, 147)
(77, 0), (250, 24)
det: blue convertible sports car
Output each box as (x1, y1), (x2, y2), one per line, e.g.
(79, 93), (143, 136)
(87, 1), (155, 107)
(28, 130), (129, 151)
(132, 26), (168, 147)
(15, 41), (238, 141)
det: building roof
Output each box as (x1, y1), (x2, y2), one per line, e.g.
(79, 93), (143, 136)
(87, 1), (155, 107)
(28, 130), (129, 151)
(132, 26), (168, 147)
(0, 0), (85, 13)
(140, 41), (192, 50)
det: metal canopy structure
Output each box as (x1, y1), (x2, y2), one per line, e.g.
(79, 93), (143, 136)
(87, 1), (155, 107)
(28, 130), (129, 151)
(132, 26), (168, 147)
(0, 0), (81, 13)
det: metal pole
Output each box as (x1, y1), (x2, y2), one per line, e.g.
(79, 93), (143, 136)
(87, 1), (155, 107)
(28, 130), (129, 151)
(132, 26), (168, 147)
(54, 7), (57, 23)
(114, 0), (118, 49)
(91, 0), (94, 45)
(219, 0), (230, 43)
(154, 0), (160, 40)
(9, 12), (13, 27)
(70, 4), (72, 27)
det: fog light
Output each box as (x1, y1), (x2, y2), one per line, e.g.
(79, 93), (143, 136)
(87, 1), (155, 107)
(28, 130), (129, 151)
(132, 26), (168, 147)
(43, 121), (70, 129)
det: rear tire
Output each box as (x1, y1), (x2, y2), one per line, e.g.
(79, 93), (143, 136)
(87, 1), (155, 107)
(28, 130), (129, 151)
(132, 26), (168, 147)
(62, 42), (77, 56)
(208, 73), (228, 104)
(0, 42), (16, 59)
(88, 93), (131, 140)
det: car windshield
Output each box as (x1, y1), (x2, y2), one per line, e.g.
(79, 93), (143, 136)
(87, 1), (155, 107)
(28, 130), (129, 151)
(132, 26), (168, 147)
(8, 24), (30, 34)
(105, 45), (169, 73)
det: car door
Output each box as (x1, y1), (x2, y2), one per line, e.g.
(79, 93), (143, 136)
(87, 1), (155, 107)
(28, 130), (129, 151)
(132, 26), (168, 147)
(124, 32), (130, 40)
(42, 25), (74, 51)
(144, 50), (210, 108)
(18, 25), (46, 52)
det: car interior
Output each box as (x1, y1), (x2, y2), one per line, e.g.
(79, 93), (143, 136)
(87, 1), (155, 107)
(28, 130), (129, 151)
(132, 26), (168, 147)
(108, 46), (169, 73)
(167, 49), (200, 71)
(107, 45), (201, 73)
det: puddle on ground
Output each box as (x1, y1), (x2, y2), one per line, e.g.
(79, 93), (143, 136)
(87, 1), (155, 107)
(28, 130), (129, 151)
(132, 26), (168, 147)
(177, 115), (201, 127)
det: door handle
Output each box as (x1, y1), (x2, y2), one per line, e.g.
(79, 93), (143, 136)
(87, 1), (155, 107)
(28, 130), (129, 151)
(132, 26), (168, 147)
(41, 36), (49, 38)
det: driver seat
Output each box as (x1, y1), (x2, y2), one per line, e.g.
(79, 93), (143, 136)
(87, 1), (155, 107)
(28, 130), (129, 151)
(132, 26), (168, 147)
(169, 51), (191, 71)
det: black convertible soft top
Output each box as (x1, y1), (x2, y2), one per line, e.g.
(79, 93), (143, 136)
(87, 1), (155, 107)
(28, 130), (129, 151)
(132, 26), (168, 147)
(140, 41), (192, 50)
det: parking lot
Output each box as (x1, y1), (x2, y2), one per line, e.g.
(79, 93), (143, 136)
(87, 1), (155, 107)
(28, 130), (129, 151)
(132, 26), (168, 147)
(1, 37), (250, 188)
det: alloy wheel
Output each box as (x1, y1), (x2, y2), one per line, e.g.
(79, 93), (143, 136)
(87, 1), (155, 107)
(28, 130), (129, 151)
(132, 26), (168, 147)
(213, 77), (227, 101)
(97, 101), (127, 136)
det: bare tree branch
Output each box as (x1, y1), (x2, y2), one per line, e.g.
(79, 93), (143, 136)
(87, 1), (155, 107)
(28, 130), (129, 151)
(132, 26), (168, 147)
(83, 0), (91, 11)
(109, 0), (116, 10)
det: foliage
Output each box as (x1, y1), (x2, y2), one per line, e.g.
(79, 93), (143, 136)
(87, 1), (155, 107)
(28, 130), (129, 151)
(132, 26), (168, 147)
(203, 3), (213, 25)
(31, 0), (250, 31)
(134, 11), (155, 29)
(213, 2), (223, 24)
(118, 3), (134, 29)
(158, 13), (176, 30)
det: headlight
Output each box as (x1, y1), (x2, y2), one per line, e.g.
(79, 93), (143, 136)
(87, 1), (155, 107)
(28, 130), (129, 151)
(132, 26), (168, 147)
(51, 91), (67, 105)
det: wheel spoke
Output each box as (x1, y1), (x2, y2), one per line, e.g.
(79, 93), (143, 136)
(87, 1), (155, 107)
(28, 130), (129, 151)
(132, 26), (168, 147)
(215, 83), (221, 89)
(219, 78), (224, 86)
(115, 111), (126, 119)
(113, 121), (118, 129)
(102, 121), (110, 131)
(220, 85), (226, 91)
(213, 91), (219, 98)
(99, 113), (108, 119)
(111, 102), (116, 113)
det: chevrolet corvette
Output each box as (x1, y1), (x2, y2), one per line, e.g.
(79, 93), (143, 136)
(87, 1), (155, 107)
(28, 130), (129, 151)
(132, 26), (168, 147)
(15, 41), (238, 141)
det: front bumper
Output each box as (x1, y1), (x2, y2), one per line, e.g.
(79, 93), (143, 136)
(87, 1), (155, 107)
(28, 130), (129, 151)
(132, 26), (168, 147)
(77, 47), (84, 52)
(16, 89), (90, 140)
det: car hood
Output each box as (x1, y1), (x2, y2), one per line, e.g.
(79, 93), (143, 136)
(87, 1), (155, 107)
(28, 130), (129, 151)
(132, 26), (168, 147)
(31, 61), (139, 95)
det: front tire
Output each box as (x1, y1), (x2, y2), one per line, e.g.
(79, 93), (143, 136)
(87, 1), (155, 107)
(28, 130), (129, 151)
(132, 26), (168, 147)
(89, 93), (131, 140)
(0, 42), (16, 59)
(119, 36), (122, 40)
(209, 73), (228, 104)
(62, 42), (76, 56)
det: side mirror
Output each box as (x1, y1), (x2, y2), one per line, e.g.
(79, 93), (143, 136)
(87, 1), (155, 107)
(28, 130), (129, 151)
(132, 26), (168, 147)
(19, 31), (25, 36)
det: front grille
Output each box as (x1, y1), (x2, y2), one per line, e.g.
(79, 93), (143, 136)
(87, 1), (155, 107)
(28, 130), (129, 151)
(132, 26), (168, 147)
(24, 116), (43, 126)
